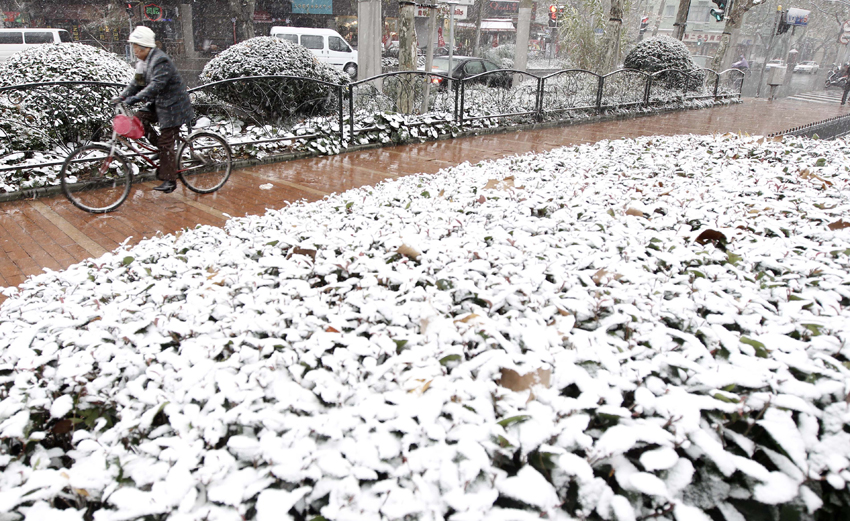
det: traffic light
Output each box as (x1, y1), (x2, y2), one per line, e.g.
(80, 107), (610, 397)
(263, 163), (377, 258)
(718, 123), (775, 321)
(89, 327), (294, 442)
(710, 0), (730, 21)
(549, 5), (558, 27)
(126, 3), (134, 16)
(776, 11), (790, 34)
(639, 16), (649, 33)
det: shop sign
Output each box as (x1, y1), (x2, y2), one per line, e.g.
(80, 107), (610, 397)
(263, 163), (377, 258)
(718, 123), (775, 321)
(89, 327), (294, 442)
(418, 4), (467, 19)
(786, 8), (809, 26)
(253, 10), (273, 22)
(144, 3), (163, 22)
(292, 0), (333, 15)
(3, 11), (23, 23)
(487, 0), (519, 16)
(683, 33), (721, 42)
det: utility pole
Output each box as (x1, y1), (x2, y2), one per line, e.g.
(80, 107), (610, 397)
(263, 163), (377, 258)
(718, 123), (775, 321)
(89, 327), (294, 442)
(358, 0), (382, 79)
(514, 0), (533, 74)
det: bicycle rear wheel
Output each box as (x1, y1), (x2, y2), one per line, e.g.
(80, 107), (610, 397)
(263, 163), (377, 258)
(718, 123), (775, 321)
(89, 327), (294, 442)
(177, 131), (232, 194)
(60, 144), (132, 213)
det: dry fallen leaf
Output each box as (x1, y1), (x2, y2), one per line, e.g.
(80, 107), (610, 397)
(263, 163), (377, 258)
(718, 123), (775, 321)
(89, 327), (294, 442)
(828, 219), (850, 231)
(695, 229), (728, 247)
(484, 176), (515, 191)
(289, 247), (317, 261)
(454, 313), (480, 324)
(397, 244), (421, 260)
(625, 207), (646, 218)
(592, 268), (623, 285)
(498, 368), (551, 402)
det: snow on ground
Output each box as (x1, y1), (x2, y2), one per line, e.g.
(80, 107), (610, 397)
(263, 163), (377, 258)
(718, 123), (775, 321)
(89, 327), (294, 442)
(1, 133), (850, 520)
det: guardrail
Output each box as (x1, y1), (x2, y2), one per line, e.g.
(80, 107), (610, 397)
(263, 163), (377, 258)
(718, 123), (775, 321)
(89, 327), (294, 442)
(0, 67), (744, 173)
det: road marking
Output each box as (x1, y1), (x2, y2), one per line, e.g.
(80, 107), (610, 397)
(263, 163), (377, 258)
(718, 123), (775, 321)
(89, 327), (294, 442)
(27, 200), (108, 258)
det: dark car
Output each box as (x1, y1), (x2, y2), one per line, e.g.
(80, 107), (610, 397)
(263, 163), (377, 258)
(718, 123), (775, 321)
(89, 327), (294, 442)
(423, 56), (511, 89)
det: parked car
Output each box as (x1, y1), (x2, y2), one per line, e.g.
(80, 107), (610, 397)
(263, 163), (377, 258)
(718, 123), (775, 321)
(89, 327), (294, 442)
(423, 56), (511, 89)
(793, 60), (819, 74)
(764, 59), (786, 70)
(0, 28), (71, 62)
(269, 26), (358, 78)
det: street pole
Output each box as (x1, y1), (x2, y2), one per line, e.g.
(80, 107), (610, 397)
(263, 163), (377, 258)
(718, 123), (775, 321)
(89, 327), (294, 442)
(421, 4), (437, 113)
(756, 7), (782, 98)
(448, 2), (456, 75)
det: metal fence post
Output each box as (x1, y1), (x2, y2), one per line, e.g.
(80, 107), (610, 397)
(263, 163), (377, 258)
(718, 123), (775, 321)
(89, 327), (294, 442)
(339, 84), (345, 144)
(536, 76), (543, 122)
(596, 75), (604, 114)
(348, 83), (355, 142)
(645, 73), (652, 106)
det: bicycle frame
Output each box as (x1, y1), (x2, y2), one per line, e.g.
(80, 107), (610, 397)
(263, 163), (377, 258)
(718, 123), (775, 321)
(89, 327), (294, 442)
(110, 104), (190, 173)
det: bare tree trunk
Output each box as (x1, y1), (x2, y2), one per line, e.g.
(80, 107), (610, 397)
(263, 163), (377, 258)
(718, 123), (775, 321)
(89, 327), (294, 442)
(227, 0), (256, 43)
(671, 0), (689, 40)
(710, 0), (756, 71)
(398, 0), (417, 112)
(602, 0), (624, 73)
(651, 0), (665, 37)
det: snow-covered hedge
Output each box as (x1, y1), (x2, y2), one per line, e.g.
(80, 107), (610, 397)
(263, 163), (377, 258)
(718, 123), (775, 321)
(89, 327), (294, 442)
(484, 44), (515, 69)
(623, 36), (703, 91)
(198, 37), (349, 123)
(1, 134), (849, 520)
(0, 43), (132, 151)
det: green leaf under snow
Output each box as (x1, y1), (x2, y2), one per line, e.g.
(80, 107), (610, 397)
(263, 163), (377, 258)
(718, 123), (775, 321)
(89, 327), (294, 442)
(439, 354), (462, 366)
(498, 415), (531, 428)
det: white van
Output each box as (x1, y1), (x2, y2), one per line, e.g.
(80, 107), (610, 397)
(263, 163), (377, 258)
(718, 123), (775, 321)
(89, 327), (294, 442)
(269, 27), (358, 78)
(0, 28), (72, 63)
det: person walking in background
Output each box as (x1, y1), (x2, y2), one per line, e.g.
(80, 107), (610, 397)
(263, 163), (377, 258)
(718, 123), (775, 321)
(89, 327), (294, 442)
(841, 62), (850, 105)
(731, 54), (749, 71)
(113, 26), (194, 193)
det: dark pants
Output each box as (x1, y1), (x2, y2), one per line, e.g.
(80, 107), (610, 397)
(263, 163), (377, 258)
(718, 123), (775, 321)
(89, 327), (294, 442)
(136, 110), (179, 182)
(843, 80), (850, 105)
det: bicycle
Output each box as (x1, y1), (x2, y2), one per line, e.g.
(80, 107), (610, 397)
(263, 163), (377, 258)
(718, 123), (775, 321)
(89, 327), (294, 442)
(59, 104), (233, 213)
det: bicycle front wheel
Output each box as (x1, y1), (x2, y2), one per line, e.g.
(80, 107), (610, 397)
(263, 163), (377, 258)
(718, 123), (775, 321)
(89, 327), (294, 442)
(177, 131), (232, 194)
(60, 144), (132, 213)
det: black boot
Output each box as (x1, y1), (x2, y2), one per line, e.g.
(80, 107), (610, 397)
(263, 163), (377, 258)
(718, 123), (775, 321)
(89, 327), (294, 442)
(153, 180), (176, 193)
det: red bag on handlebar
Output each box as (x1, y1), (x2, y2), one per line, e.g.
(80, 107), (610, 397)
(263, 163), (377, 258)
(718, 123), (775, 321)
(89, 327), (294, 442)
(113, 114), (144, 139)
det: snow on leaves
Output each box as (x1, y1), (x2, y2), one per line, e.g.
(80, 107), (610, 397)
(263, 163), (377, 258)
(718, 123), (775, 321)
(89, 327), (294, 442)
(0, 134), (849, 520)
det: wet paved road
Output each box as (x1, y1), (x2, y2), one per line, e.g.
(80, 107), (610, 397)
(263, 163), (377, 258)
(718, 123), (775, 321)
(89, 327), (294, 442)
(1, 96), (848, 293)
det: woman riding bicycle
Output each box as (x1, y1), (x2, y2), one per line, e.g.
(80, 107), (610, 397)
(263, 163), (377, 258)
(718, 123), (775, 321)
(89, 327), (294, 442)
(112, 26), (193, 194)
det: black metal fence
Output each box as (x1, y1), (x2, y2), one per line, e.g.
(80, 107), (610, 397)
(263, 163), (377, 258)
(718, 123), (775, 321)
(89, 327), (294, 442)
(0, 67), (744, 162)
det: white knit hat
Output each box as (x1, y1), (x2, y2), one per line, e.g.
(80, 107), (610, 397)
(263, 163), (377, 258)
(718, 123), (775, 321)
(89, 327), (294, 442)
(128, 26), (156, 48)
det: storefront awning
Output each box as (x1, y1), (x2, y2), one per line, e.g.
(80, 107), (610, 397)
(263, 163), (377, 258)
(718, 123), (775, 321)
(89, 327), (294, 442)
(480, 19), (515, 32)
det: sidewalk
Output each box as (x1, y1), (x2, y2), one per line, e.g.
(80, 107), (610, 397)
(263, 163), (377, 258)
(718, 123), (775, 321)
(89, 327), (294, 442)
(1, 96), (847, 292)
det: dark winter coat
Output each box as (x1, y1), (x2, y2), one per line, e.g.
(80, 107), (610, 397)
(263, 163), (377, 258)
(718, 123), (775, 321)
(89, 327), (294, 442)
(121, 48), (194, 129)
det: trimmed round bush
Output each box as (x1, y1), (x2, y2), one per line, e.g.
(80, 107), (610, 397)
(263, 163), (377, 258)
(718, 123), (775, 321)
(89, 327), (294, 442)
(0, 43), (133, 151)
(623, 36), (699, 73)
(623, 36), (703, 91)
(198, 37), (350, 122)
